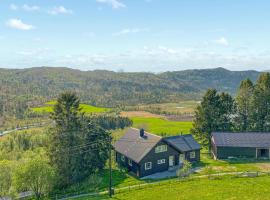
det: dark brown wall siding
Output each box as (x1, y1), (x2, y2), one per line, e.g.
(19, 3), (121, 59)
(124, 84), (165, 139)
(116, 152), (139, 175)
(184, 150), (200, 162)
(115, 141), (201, 178)
(139, 141), (180, 177)
(216, 147), (256, 159)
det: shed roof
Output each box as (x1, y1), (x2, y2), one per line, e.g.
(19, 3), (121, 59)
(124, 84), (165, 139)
(212, 132), (270, 148)
(164, 134), (201, 152)
(114, 128), (161, 163)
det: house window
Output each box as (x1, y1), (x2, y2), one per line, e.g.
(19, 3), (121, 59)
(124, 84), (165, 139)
(121, 155), (125, 162)
(157, 159), (166, 165)
(145, 162), (152, 170)
(155, 145), (167, 153)
(128, 159), (132, 166)
(190, 151), (196, 159)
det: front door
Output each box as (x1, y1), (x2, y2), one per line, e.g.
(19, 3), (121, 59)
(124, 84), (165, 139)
(179, 153), (185, 164)
(169, 156), (175, 167)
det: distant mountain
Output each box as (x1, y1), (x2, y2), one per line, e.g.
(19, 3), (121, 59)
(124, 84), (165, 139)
(0, 67), (261, 113)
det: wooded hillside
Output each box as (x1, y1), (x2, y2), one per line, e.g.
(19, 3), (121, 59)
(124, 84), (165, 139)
(0, 67), (260, 116)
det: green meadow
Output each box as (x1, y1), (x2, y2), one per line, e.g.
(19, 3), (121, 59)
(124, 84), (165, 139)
(31, 101), (111, 114)
(131, 117), (193, 136)
(80, 176), (270, 200)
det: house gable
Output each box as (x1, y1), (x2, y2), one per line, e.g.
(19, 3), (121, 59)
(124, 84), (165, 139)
(139, 140), (179, 177)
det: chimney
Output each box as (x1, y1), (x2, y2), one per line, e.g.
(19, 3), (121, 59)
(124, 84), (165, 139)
(140, 128), (145, 137)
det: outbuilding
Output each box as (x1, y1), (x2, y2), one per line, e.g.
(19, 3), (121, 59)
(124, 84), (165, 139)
(211, 132), (270, 159)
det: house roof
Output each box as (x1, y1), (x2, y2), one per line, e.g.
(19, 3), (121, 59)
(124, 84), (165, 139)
(164, 134), (201, 152)
(113, 128), (161, 163)
(212, 132), (270, 148)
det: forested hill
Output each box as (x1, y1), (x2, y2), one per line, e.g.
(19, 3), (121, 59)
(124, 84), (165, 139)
(0, 67), (260, 113)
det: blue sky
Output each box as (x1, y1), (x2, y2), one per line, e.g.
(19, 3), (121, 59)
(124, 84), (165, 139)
(0, 0), (270, 72)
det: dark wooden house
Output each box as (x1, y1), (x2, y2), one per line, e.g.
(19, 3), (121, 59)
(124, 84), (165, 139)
(211, 132), (270, 159)
(114, 128), (200, 178)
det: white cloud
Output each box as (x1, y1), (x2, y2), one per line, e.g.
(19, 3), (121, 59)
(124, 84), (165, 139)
(6, 19), (35, 30)
(48, 6), (73, 15)
(9, 4), (40, 11)
(22, 4), (40, 11)
(158, 46), (177, 54)
(214, 37), (229, 46)
(113, 28), (149, 36)
(4, 45), (270, 72)
(10, 4), (18, 10)
(96, 0), (126, 9)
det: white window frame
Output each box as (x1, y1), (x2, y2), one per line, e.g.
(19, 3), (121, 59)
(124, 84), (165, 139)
(128, 159), (132, 166)
(145, 162), (152, 170)
(190, 151), (196, 159)
(157, 159), (166, 165)
(121, 155), (125, 162)
(155, 145), (167, 153)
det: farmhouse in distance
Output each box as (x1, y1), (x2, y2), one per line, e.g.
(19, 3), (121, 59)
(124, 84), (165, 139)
(114, 128), (201, 177)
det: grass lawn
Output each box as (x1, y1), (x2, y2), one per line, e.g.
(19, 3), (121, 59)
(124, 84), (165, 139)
(131, 117), (193, 136)
(196, 153), (270, 175)
(80, 176), (270, 200)
(31, 101), (111, 114)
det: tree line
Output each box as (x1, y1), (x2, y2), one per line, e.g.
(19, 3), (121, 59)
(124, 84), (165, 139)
(192, 72), (270, 149)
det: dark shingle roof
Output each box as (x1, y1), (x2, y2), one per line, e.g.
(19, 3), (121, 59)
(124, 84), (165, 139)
(164, 134), (201, 152)
(114, 128), (161, 163)
(212, 132), (270, 148)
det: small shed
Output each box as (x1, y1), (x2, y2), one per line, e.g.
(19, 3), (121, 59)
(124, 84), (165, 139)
(211, 132), (270, 159)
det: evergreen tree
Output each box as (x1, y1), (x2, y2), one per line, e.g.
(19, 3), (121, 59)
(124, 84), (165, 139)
(49, 91), (82, 186)
(48, 91), (110, 187)
(191, 89), (234, 149)
(235, 79), (254, 131)
(218, 92), (235, 131)
(252, 73), (270, 131)
(191, 89), (221, 148)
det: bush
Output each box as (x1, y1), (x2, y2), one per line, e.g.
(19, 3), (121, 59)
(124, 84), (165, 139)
(177, 160), (192, 178)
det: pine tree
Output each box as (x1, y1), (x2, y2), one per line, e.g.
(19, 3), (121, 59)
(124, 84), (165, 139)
(219, 92), (235, 131)
(49, 91), (83, 186)
(48, 91), (110, 187)
(252, 73), (270, 131)
(191, 89), (234, 149)
(235, 79), (254, 131)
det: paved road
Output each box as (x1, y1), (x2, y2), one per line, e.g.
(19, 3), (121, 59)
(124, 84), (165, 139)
(0, 122), (48, 136)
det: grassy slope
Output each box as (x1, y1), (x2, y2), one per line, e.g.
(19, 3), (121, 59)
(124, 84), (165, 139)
(83, 176), (270, 200)
(31, 101), (111, 113)
(131, 117), (193, 136)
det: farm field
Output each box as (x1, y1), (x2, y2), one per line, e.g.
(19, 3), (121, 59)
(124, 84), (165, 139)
(80, 176), (270, 200)
(31, 101), (111, 113)
(126, 101), (200, 115)
(131, 117), (193, 136)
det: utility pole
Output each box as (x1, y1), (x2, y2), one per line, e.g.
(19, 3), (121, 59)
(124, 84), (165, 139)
(109, 135), (113, 198)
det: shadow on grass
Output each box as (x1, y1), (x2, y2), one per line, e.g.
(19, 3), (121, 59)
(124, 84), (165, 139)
(51, 168), (145, 199)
